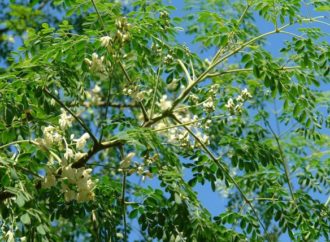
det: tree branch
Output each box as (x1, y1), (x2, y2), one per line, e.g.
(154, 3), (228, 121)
(264, 119), (295, 201)
(207, 66), (299, 77)
(71, 139), (123, 168)
(170, 114), (267, 233)
(43, 88), (99, 144)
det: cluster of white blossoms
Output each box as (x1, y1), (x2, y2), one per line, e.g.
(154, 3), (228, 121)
(38, 107), (96, 203)
(115, 17), (131, 44)
(37, 125), (63, 148)
(158, 95), (172, 111)
(84, 53), (107, 78)
(61, 166), (96, 202)
(225, 88), (252, 115)
(202, 97), (215, 113)
(100, 36), (112, 48)
(118, 152), (154, 181)
(85, 84), (102, 105)
(59, 108), (74, 129)
(154, 110), (210, 148)
(41, 133), (95, 202)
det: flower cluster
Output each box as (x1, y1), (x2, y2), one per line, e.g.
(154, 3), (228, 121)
(154, 110), (210, 148)
(85, 84), (102, 105)
(100, 36), (112, 48)
(84, 53), (107, 79)
(158, 95), (172, 111)
(202, 97), (215, 113)
(37, 125), (63, 148)
(118, 152), (154, 181)
(59, 108), (74, 129)
(199, 84), (219, 113)
(115, 17), (131, 44)
(38, 107), (95, 202)
(61, 166), (96, 203)
(225, 88), (252, 115)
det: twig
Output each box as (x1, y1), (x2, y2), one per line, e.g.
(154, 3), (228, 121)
(89, 0), (149, 123)
(150, 67), (161, 119)
(119, 146), (128, 242)
(99, 64), (114, 142)
(118, 61), (149, 122)
(0, 140), (38, 150)
(178, 59), (193, 84)
(237, 3), (250, 26)
(43, 88), (99, 144)
(264, 119), (295, 201)
(171, 114), (267, 233)
(71, 139), (123, 168)
(207, 66), (299, 77)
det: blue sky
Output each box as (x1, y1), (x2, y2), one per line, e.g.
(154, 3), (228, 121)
(2, 0), (329, 241)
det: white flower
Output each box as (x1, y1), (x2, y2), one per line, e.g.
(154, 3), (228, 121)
(64, 189), (76, 202)
(85, 53), (105, 74)
(92, 84), (101, 94)
(158, 95), (172, 111)
(74, 133), (90, 150)
(6, 230), (15, 242)
(82, 168), (92, 177)
(43, 125), (55, 146)
(59, 108), (73, 130)
(50, 98), (56, 106)
(225, 98), (235, 109)
(195, 131), (209, 146)
(62, 165), (76, 182)
(202, 97), (215, 112)
(74, 152), (87, 161)
(42, 173), (56, 188)
(64, 148), (74, 160)
(241, 88), (252, 99)
(120, 152), (135, 169)
(236, 95), (244, 103)
(100, 36), (112, 47)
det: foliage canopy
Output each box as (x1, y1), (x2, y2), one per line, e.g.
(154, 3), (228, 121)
(0, 0), (329, 241)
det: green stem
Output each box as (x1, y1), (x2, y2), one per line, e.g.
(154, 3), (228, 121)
(150, 67), (161, 119)
(207, 66), (299, 77)
(43, 88), (99, 144)
(0, 140), (38, 150)
(171, 114), (267, 233)
(264, 120), (295, 201)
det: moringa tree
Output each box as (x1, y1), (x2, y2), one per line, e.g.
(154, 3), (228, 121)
(0, 0), (329, 241)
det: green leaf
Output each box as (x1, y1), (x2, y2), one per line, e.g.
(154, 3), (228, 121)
(20, 213), (31, 224)
(16, 193), (25, 207)
(37, 224), (46, 235)
(315, 5), (330, 11)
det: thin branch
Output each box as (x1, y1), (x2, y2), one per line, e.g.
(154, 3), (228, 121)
(89, 0), (149, 123)
(99, 65), (114, 142)
(0, 140), (38, 150)
(178, 59), (193, 84)
(264, 119), (295, 201)
(71, 139), (123, 168)
(90, 0), (106, 30)
(325, 195), (330, 207)
(280, 31), (306, 39)
(43, 88), (99, 144)
(207, 66), (299, 78)
(237, 3), (250, 26)
(150, 67), (161, 119)
(37, 0), (50, 10)
(171, 114), (267, 233)
(171, 17), (323, 111)
(119, 146), (128, 242)
(81, 101), (139, 108)
(154, 114), (226, 132)
(118, 61), (149, 122)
